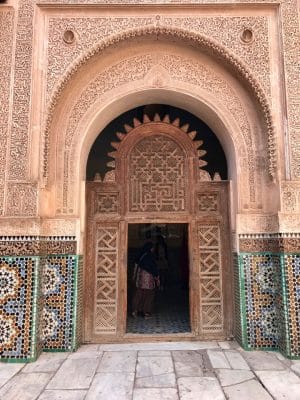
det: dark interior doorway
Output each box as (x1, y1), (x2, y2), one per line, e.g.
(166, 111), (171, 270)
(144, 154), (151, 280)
(126, 223), (190, 334)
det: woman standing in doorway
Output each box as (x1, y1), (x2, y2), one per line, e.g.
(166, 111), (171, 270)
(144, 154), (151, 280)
(132, 242), (160, 319)
(155, 234), (169, 291)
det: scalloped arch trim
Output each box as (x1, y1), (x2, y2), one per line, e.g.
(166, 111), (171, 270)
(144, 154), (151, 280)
(43, 25), (276, 180)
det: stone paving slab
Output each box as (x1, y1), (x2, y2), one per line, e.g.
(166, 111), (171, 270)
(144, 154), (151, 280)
(0, 362), (24, 388)
(98, 341), (219, 351)
(242, 350), (285, 370)
(216, 369), (254, 386)
(97, 351), (136, 373)
(224, 350), (250, 370)
(172, 350), (204, 377)
(23, 353), (68, 373)
(178, 376), (225, 400)
(0, 342), (298, 400)
(133, 388), (179, 400)
(47, 358), (99, 390)
(207, 350), (230, 369)
(223, 379), (273, 400)
(0, 372), (52, 400)
(68, 351), (103, 359)
(291, 361), (300, 376)
(256, 370), (300, 400)
(85, 372), (135, 400)
(138, 350), (171, 357)
(136, 355), (176, 387)
(38, 389), (87, 400)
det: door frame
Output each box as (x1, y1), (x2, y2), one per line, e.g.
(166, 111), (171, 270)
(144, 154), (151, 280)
(120, 219), (196, 340)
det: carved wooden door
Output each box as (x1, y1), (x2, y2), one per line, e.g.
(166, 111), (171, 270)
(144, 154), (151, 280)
(84, 115), (232, 343)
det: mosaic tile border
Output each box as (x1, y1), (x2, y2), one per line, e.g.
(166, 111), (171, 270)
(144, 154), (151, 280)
(239, 234), (300, 253)
(72, 256), (83, 350)
(233, 253), (245, 346)
(238, 253), (280, 351)
(0, 256), (41, 362)
(0, 236), (77, 256)
(237, 250), (300, 359)
(280, 254), (300, 359)
(0, 254), (82, 362)
(42, 255), (77, 351)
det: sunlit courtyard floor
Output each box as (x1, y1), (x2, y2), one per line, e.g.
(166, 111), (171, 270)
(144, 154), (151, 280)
(1, 340), (300, 399)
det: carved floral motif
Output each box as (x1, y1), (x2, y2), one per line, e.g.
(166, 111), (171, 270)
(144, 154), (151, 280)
(5, 184), (37, 217)
(44, 26), (276, 186)
(0, 10), (14, 216)
(8, 0), (34, 181)
(281, 182), (300, 212)
(45, 15), (270, 98)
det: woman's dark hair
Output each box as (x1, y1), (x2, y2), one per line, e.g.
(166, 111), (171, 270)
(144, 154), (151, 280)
(143, 241), (154, 252)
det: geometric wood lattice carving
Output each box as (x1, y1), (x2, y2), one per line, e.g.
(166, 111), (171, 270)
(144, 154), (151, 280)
(198, 225), (223, 333)
(129, 136), (186, 212)
(95, 193), (118, 213)
(94, 227), (118, 334)
(197, 193), (218, 212)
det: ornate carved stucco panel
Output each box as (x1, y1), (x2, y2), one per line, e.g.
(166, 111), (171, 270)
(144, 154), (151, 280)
(0, 9), (14, 215)
(45, 15), (271, 99)
(57, 51), (262, 215)
(128, 136), (186, 212)
(43, 28), (276, 195)
(237, 213), (279, 234)
(8, 0), (34, 181)
(281, 181), (300, 213)
(280, 0), (300, 179)
(5, 183), (37, 217)
(159, 53), (260, 204)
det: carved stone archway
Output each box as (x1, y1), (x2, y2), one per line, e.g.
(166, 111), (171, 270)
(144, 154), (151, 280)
(43, 34), (278, 231)
(84, 115), (232, 342)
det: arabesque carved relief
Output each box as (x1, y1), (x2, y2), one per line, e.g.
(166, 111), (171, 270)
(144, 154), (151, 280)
(45, 15), (270, 99)
(5, 184), (37, 217)
(0, 10), (14, 216)
(129, 136), (186, 212)
(57, 51), (265, 214)
(8, 0), (34, 181)
(281, 181), (300, 213)
(44, 26), (276, 189)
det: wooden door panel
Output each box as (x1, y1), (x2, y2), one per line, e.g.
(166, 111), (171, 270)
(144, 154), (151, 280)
(84, 117), (232, 342)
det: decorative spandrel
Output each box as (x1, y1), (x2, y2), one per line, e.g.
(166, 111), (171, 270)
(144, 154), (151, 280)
(129, 136), (186, 212)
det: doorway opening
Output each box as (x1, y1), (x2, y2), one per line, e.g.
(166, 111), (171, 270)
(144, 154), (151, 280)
(126, 223), (190, 334)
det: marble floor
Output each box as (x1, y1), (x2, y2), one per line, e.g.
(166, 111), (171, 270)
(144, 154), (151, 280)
(1, 341), (300, 400)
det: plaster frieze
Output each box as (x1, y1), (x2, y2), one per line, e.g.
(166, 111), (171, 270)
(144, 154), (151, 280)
(37, 0), (282, 4)
(8, 0), (34, 182)
(279, 213), (300, 232)
(5, 183), (37, 217)
(237, 213), (279, 234)
(281, 181), (300, 213)
(44, 26), (276, 190)
(0, 10), (14, 216)
(46, 15), (271, 99)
